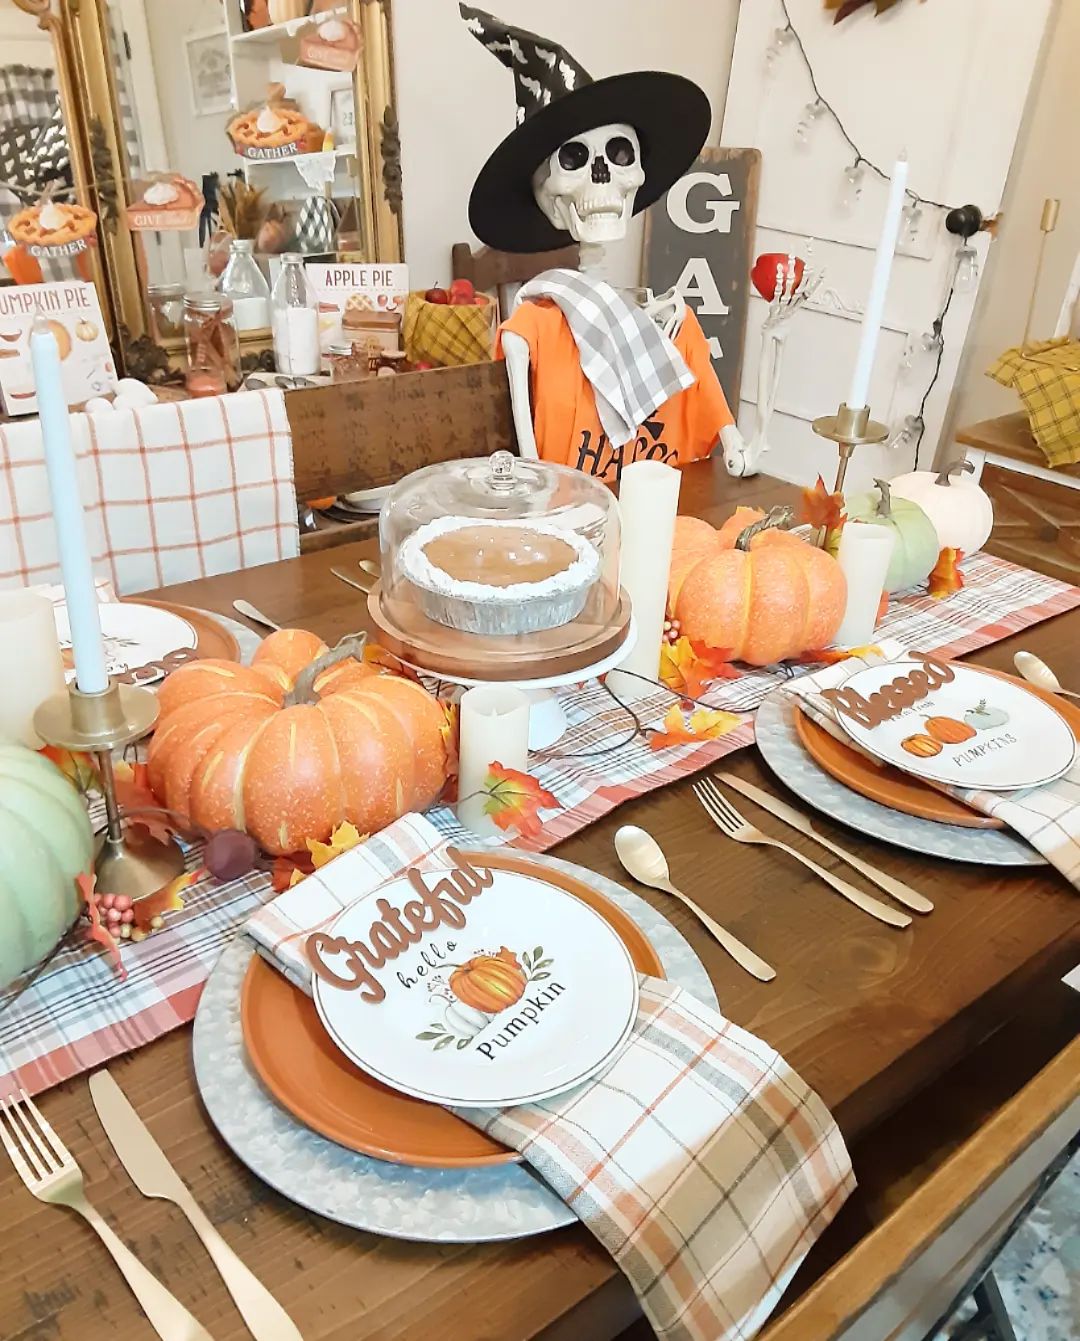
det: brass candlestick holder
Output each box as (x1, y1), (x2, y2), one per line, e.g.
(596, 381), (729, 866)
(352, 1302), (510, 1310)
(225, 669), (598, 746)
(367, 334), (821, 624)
(812, 402), (889, 492)
(34, 680), (185, 901)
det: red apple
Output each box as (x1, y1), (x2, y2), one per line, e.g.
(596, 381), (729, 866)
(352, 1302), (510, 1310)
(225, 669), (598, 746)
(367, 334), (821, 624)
(449, 278), (475, 305)
(751, 252), (806, 302)
(472, 294), (489, 305)
(424, 287), (449, 304)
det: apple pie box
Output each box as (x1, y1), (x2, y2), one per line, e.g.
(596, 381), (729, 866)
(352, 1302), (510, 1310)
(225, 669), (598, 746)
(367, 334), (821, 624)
(307, 262), (408, 359)
(0, 281), (117, 416)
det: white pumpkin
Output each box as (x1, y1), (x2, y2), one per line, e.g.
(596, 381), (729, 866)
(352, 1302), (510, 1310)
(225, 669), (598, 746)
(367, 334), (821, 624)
(888, 460), (994, 557)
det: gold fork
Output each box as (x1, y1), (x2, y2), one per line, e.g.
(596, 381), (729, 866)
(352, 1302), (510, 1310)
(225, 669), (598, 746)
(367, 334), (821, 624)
(692, 779), (912, 930)
(0, 1090), (214, 1341)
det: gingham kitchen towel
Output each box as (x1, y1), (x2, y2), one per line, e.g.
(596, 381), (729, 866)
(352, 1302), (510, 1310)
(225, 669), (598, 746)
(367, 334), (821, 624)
(514, 269), (695, 447)
(987, 337), (1080, 467)
(0, 388), (298, 595)
(789, 641), (1080, 887)
(249, 819), (854, 1341)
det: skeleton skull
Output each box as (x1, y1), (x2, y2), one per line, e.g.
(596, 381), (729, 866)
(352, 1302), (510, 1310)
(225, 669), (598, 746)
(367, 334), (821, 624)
(532, 123), (645, 244)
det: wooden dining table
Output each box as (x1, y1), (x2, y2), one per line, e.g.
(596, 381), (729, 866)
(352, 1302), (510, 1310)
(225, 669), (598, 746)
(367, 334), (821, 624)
(3, 461), (1079, 1341)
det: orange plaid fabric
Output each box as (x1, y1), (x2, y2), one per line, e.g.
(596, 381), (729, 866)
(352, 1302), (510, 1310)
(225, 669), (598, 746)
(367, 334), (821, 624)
(0, 389), (298, 595)
(403, 291), (496, 366)
(987, 337), (1080, 466)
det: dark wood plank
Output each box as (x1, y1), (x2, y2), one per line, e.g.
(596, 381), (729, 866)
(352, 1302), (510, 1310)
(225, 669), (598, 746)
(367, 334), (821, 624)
(955, 411), (1080, 476)
(4, 461), (1080, 1341)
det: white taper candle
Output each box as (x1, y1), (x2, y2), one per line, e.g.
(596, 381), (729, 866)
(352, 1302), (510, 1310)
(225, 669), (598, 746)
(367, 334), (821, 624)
(847, 154), (909, 410)
(29, 316), (108, 694)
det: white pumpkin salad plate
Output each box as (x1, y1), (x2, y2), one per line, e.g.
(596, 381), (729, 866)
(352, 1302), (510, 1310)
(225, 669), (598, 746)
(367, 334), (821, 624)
(310, 850), (640, 1108)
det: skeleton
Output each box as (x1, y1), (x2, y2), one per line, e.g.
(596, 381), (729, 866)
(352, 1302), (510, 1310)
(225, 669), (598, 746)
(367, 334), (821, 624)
(531, 123), (645, 250)
(722, 255), (824, 478)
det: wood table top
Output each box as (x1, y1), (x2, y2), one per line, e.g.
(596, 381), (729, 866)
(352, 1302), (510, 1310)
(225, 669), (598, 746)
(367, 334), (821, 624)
(4, 462), (1079, 1341)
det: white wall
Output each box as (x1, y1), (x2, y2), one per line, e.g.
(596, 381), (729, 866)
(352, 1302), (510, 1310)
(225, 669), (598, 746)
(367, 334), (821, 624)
(392, 0), (740, 289)
(0, 6), (55, 67)
(721, 0), (1053, 491)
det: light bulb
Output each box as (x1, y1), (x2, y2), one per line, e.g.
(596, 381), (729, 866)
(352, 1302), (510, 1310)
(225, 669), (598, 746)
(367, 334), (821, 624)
(954, 244), (979, 293)
(840, 161), (865, 212)
(795, 99), (825, 146)
(764, 25), (793, 75)
(901, 201), (923, 246)
(887, 414), (923, 453)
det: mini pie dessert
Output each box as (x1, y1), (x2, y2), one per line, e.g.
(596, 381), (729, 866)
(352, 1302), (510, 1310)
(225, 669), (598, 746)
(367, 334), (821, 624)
(127, 176), (204, 229)
(229, 103), (309, 154)
(400, 517), (600, 636)
(10, 200), (96, 250)
(300, 16), (362, 70)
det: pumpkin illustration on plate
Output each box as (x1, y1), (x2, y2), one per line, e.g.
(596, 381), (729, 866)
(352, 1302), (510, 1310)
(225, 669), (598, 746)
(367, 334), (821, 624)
(902, 733), (942, 758)
(449, 947), (527, 1014)
(964, 699), (1009, 731)
(924, 715), (977, 745)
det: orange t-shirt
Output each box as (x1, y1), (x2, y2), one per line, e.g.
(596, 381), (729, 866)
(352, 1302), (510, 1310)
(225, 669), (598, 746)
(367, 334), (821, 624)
(497, 301), (733, 484)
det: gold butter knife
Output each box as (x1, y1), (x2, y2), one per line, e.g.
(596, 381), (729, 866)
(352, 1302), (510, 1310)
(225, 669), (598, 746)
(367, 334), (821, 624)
(716, 774), (933, 914)
(89, 1071), (303, 1341)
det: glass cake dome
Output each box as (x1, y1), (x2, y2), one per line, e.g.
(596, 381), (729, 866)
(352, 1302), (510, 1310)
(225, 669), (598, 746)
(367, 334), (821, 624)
(375, 452), (624, 673)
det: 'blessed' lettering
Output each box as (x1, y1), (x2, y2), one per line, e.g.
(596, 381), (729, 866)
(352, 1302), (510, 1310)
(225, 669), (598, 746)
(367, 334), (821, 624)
(306, 849), (494, 1003)
(822, 653), (955, 730)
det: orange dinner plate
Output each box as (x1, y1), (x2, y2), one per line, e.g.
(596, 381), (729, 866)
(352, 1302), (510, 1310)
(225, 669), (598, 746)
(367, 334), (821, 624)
(241, 852), (663, 1168)
(794, 668), (1080, 829)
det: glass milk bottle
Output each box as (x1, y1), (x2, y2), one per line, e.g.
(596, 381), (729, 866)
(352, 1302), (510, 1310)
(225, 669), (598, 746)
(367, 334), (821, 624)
(221, 239), (270, 332)
(271, 253), (320, 377)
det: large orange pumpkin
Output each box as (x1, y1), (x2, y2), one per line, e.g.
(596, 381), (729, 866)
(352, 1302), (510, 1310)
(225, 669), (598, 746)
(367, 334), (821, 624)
(449, 948), (527, 1013)
(674, 510), (847, 665)
(667, 507), (765, 611)
(148, 629), (448, 855)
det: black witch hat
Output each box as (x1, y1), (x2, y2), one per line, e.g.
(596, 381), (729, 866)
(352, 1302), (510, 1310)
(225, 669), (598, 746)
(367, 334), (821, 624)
(462, 4), (710, 253)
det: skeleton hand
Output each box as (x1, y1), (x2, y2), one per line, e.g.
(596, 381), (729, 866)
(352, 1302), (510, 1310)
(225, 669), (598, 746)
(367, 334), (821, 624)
(762, 258), (823, 333)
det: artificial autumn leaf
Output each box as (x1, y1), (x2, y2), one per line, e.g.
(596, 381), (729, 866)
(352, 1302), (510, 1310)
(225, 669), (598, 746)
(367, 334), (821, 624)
(112, 760), (178, 844)
(649, 704), (741, 751)
(659, 637), (740, 699)
(440, 701), (460, 802)
(794, 644), (883, 666)
(76, 872), (125, 981)
(132, 866), (205, 932)
(271, 851), (313, 892)
(798, 476), (847, 531)
(363, 642), (421, 682)
(928, 547), (964, 599)
(306, 821), (367, 869)
(39, 745), (99, 793)
(481, 762), (559, 840)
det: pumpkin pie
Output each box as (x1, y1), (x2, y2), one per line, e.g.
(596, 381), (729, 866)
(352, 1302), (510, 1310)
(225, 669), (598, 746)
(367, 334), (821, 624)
(400, 517), (600, 636)
(9, 200), (96, 251)
(229, 103), (310, 156)
(299, 17), (362, 71)
(127, 176), (204, 230)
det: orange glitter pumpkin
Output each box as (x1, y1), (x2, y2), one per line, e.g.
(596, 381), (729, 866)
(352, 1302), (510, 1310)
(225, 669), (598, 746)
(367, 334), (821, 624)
(924, 716), (977, 745)
(901, 733), (943, 758)
(449, 948), (527, 1014)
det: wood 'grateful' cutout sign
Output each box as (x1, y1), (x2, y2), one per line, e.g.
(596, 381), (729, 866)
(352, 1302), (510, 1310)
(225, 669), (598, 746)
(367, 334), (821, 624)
(822, 652), (955, 729)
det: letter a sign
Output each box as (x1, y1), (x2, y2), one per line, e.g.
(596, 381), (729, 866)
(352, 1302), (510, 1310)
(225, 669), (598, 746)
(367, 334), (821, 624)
(645, 146), (760, 416)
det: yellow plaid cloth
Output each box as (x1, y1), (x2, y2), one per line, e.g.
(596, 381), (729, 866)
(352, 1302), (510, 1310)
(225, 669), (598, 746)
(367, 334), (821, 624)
(403, 292), (496, 367)
(987, 337), (1080, 466)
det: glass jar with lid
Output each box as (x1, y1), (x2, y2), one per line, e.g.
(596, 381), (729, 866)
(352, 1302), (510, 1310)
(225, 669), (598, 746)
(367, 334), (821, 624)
(220, 239), (271, 332)
(147, 282), (185, 343)
(183, 292), (241, 396)
(376, 452), (623, 668)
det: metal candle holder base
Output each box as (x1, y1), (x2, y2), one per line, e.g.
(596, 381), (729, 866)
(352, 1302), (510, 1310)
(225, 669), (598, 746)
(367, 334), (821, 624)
(812, 402), (889, 493)
(34, 680), (185, 901)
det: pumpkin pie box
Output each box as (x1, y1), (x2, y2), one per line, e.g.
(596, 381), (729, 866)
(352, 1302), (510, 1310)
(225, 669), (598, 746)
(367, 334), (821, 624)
(0, 280), (117, 416)
(306, 262), (408, 358)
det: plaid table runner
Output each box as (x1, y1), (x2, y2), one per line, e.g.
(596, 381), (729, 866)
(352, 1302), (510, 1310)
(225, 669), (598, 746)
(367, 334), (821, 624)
(249, 813), (855, 1341)
(1, 548), (1078, 1098)
(0, 389), (298, 596)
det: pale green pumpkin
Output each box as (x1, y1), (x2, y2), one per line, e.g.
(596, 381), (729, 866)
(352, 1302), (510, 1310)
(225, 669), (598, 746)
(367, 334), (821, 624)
(843, 479), (940, 593)
(0, 744), (94, 989)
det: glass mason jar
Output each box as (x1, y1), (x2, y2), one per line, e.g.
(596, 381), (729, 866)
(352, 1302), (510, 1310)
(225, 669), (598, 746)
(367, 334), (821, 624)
(183, 292), (241, 396)
(220, 239), (271, 332)
(147, 282), (185, 343)
(271, 253), (320, 377)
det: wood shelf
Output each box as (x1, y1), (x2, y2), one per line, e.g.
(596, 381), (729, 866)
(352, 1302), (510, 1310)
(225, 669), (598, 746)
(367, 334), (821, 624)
(230, 6), (349, 48)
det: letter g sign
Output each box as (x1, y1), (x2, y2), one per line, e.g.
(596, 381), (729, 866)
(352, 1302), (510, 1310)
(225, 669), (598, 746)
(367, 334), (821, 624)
(666, 172), (741, 235)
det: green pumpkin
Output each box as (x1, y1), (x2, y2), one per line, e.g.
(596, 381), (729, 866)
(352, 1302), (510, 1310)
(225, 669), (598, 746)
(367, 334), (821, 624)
(843, 478), (940, 593)
(0, 744), (94, 990)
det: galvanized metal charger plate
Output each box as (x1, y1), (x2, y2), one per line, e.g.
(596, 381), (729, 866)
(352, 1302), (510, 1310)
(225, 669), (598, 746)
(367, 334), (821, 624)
(192, 852), (717, 1243)
(755, 690), (1044, 867)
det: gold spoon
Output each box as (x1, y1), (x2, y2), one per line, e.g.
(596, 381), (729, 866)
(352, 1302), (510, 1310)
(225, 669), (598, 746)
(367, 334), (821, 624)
(1013, 651), (1080, 700)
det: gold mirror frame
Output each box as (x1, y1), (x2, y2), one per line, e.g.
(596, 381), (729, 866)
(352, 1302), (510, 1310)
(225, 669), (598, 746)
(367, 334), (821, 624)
(10, 0), (402, 379)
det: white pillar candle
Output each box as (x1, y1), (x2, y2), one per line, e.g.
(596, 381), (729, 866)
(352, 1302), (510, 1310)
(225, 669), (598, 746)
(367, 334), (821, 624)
(833, 522), (896, 647)
(610, 460), (681, 699)
(847, 154), (909, 410)
(457, 685), (531, 836)
(0, 591), (65, 746)
(29, 318), (108, 694)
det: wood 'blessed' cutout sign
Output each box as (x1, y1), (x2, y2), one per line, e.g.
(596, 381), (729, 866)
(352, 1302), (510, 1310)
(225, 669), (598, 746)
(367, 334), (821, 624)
(822, 652), (955, 729)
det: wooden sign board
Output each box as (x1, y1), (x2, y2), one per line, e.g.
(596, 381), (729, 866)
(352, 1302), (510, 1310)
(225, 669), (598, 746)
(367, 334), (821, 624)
(645, 146), (761, 417)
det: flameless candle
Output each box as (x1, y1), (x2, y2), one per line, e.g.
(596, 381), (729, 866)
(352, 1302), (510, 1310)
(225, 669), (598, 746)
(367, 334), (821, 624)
(847, 154), (909, 410)
(457, 685), (531, 836)
(29, 317), (108, 694)
(833, 522), (896, 647)
(0, 591), (65, 745)
(610, 460), (681, 699)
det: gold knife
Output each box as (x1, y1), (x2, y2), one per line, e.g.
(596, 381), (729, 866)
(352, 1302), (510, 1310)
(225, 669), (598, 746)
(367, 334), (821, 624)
(716, 774), (934, 914)
(89, 1071), (303, 1341)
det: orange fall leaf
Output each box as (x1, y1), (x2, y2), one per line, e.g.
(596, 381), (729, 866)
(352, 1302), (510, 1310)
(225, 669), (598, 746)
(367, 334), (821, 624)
(659, 637), (740, 699)
(649, 704), (742, 752)
(76, 872), (126, 981)
(132, 867), (204, 931)
(798, 476), (847, 531)
(481, 762), (559, 840)
(928, 547), (964, 599)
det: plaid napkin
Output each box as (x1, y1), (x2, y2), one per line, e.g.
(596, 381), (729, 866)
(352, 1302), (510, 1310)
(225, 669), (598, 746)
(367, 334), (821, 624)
(0, 389), (298, 596)
(247, 812), (854, 1341)
(987, 337), (1080, 467)
(789, 642), (1080, 887)
(514, 269), (695, 448)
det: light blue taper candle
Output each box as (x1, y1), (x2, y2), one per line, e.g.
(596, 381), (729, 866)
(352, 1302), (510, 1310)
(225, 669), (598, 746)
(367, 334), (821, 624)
(29, 316), (108, 694)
